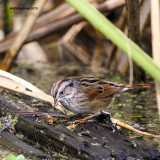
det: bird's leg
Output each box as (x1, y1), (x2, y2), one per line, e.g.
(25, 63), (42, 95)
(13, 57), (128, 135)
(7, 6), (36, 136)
(70, 112), (100, 123)
(83, 112), (100, 120)
(73, 113), (100, 123)
(75, 112), (110, 123)
(69, 112), (114, 124)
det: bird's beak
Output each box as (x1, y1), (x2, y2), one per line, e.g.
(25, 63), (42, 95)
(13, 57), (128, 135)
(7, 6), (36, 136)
(54, 97), (58, 107)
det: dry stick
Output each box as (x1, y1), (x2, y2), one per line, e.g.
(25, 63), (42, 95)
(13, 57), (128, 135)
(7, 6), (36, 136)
(0, 70), (46, 94)
(0, 3), (76, 53)
(15, 111), (68, 118)
(116, 0), (150, 76)
(126, 0), (137, 85)
(27, 0), (125, 41)
(0, 0), (47, 71)
(115, 27), (129, 74)
(125, 1), (149, 77)
(0, 0), (125, 53)
(0, 1), (95, 53)
(151, 0), (160, 117)
(0, 76), (53, 104)
(35, 0), (97, 29)
(125, 0), (146, 83)
(105, 8), (126, 69)
(90, 2), (103, 72)
(140, 0), (150, 34)
(60, 21), (90, 64)
(91, 30), (103, 72)
(112, 119), (160, 138)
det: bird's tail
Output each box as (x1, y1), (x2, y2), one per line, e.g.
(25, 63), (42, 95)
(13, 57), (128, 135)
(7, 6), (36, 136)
(124, 84), (150, 89)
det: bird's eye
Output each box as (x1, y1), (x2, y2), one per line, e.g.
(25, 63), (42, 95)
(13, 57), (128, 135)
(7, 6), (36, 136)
(60, 90), (64, 95)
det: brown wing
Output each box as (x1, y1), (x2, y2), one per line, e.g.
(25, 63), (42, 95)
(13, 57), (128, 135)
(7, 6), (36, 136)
(98, 85), (122, 98)
(79, 77), (124, 101)
(88, 85), (123, 100)
(79, 77), (149, 101)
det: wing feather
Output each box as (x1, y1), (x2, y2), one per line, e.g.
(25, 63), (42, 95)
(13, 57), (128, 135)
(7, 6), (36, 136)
(79, 77), (124, 100)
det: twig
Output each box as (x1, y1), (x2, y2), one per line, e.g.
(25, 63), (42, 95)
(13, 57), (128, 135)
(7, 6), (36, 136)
(112, 119), (160, 138)
(28, 0), (125, 42)
(15, 111), (68, 118)
(151, 0), (160, 117)
(0, 76), (53, 104)
(0, 0), (47, 71)
(91, 30), (103, 72)
(35, 0), (97, 29)
(115, 0), (150, 76)
(0, 70), (46, 94)
(60, 21), (90, 64)
(126, 0), (145, 82)
(140, 0), (150, 34)
(105, 8), (126, 69)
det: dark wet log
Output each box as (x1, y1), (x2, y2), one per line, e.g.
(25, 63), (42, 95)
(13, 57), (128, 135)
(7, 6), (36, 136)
(0, 131), (52, 160)
(0, 89), (160, 160)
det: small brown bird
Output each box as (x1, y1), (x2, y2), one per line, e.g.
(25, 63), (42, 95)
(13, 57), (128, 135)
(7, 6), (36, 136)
(51, 77), (149, 115)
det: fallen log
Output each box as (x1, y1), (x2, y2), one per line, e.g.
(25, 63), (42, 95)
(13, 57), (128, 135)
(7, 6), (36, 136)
(0, 131), (52, 159)
(0, 89), (160, 160)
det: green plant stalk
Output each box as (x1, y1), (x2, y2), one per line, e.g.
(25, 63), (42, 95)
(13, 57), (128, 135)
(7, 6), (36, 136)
(3, 0), (14, 35)
(66, 0), (160, 82)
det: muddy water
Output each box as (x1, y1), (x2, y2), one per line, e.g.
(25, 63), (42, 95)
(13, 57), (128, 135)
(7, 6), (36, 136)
(11, 62), (160, 151)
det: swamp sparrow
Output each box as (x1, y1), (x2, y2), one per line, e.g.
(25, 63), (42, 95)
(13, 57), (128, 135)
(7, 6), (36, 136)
(51, 77), (149, 114)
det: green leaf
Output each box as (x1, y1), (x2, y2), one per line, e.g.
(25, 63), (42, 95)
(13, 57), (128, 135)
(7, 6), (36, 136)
(5, 155), (17, 160)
